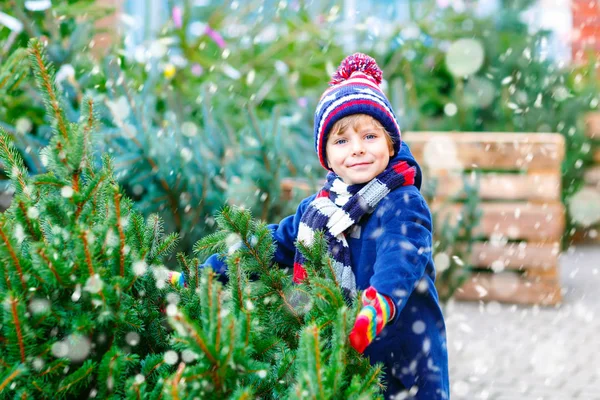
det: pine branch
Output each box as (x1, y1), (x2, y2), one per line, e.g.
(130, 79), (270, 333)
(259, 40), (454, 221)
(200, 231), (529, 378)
(80, 230), (96, 277)
(77, 172), (106, 219)
(223, 318), (236, 369)
(0, 48), (27, 92)
(310, 326), (324, 397)
(97, 348), (140, 398)
(130, 213), (147, 256)
(81, 97), (96, 171)
(325, 309), (348, 394)
(56, 360), (96, 397)
(8, 295), (26, 363)
(0, 256), (12, 290)
(27, 40), (69, 144)
(113, 189), (126, 276)
(0, 219), (27, 290)
(176, 253), (191, 281)
(15, 200), (38, 241)
(33, 173), (66, 187)
(0, 130), (30, 197)
(145, 214), (163, 259)
(214, 283), (222, 356)
(0, 364), (25, 393)
(167, 362), (186, 400)
(36, 247), (66, 286)
(149, 233), (179, 265)
(356, 364), (385, 394)
(39, 360), (69, 378)
(230, 386), (256, 399)
(140, 354), (170, 383)
(171, 313), (217, 364)
(193, 230), (229, 255)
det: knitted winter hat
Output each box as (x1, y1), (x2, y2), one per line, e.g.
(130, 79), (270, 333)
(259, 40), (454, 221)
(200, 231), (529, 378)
(314, 53), (401, 170)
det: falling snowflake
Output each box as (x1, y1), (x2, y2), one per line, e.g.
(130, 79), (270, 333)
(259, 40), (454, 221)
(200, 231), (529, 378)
(84, 274), (104, 294)
(61, 186), (74, 198)
(164, 350), (179, 365)
(133, 260), (147, 276)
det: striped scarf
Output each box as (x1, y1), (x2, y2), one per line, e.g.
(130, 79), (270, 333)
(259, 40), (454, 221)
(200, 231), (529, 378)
(293, 158), (417, 299)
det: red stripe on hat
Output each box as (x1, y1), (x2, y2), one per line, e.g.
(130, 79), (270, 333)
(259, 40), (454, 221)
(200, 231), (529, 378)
(318, 99), (399, 168)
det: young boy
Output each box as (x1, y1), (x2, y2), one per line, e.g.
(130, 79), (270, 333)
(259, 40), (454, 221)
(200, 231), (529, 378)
(180, 53), (449, 399)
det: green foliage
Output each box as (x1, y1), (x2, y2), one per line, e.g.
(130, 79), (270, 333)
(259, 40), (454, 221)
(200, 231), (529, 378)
(0, 40), (383, 398)
(0, 40), (178, 399)
(123, 1), (345, 129)
(0, 0), (110, 174)
(95, 56), (316, 258)
(165, 205), (383, 398)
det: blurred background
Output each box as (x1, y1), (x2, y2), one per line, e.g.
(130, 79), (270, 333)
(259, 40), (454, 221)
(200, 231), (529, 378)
(1, 0), (600, 397)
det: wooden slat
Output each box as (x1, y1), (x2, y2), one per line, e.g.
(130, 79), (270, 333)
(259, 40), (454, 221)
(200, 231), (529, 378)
(525, 266), (560, 280)
(585, 112), (600, 139)
(423, 172), (561, 201)
(433, 201), (565, 242)
(404, 132), (565, 171)
(584, 166), (600, 187)
(470, 242), (560, 270)
(594, 149), (600, 164)
(455, 272), (562, 305)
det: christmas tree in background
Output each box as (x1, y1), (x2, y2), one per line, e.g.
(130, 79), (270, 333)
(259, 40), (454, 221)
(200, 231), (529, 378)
(97, 59), (311, 260)
(0, 40), (383, 399)
(0, 0), (112, 176)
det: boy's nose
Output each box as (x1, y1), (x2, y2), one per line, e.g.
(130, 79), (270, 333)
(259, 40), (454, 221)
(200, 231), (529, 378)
(351, 140), (365, 155)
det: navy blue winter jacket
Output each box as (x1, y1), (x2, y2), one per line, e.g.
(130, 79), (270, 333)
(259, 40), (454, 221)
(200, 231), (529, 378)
(204, 142), (450, 399)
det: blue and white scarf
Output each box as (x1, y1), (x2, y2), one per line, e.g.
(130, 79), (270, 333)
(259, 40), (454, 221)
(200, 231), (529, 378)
(293, 158), (417, 299)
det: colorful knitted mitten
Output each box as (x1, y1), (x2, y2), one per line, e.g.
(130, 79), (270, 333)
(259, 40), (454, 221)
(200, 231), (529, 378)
(168, 271), (186, 287)
(348, 286), (395, 353)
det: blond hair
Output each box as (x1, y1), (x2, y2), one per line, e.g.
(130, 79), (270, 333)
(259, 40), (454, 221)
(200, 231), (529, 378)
(329, 114), (395, 152)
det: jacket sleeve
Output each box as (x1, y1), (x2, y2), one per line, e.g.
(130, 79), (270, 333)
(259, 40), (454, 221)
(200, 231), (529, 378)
(203, 194), (316, 279)
(267, 194), (316, 267)
(369, 188), (433, 317)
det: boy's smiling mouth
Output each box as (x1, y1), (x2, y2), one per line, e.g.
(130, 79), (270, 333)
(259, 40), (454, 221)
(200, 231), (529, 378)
(348, 162), (372, 168)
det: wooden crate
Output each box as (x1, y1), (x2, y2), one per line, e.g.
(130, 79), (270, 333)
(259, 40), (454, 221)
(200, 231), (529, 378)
(576, 112), (600, 243)
(404, 132), (565, 306)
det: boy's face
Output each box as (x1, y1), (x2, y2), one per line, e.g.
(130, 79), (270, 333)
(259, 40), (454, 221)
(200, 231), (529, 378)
(325, 116), (394, 185)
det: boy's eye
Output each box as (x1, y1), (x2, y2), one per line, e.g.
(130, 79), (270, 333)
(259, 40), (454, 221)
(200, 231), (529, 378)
(334, 138), (347, 145)
(365, 133), (377, 140)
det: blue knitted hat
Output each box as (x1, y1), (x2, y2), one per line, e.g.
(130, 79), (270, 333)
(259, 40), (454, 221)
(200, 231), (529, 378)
(314, 53), (401, 170)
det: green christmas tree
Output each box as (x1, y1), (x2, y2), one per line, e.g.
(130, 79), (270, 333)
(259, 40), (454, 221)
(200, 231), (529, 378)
(0, 39), (180, 398)
(166, 205), (383, 398)
(0, 40), (383, 399)
(0, 0), (112, 175)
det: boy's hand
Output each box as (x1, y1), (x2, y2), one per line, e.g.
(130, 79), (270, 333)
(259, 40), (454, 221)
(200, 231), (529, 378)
(349, 287), (395, 353)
